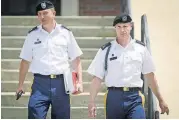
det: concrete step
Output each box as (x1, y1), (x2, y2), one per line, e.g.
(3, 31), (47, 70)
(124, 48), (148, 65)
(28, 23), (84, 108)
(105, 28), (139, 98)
(2, 26), (115, 37)
(1, 36), (113, 48)
(1, 82), (107, 93)
(1, 107), (149, 119)
(1, 48), (98, 59)
(1, 70), (93, 82)
(2, 16), (114, 26)
(1, 107), (105, 119)
(1, 106), (149, 119)
(1, 59), (92, 70)
(1, 93), (106, 107)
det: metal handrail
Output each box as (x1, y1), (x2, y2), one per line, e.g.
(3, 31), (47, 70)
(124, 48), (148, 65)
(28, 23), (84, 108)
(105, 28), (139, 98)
(141, 14), (159, 119)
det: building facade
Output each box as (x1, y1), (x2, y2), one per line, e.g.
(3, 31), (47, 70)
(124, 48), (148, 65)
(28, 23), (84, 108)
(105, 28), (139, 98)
(2, 0), (121, 16)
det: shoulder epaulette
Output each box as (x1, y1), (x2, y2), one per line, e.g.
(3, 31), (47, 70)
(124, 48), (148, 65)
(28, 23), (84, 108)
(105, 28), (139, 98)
(101, 42), (111, 50)
(136, 40), (145, 46)
(61, 25), (70, 31)
(28, 26), (38, 33)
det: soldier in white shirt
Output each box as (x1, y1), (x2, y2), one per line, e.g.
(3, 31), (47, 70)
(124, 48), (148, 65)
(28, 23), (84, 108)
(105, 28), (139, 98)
(16, 1), (83, 119)
(87, 14), (169, 119)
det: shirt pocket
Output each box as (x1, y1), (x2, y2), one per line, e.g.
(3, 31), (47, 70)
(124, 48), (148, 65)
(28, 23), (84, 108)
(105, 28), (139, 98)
(52, 39), (68, 58)
(127, 55), (142, 73)
(108, 57), (121, 73)
(32, 43), (46, 59)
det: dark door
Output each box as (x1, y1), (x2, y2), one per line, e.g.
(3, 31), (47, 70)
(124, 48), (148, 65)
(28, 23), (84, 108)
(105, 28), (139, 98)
(2, 0), (61, 16)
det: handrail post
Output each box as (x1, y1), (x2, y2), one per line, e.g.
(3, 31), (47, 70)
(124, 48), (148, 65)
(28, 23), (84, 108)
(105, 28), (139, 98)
(141, 14), (159, 119)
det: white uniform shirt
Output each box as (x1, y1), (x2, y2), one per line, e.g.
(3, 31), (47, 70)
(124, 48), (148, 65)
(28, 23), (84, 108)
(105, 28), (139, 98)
(20, 24), (83, 75)
(87, 39), (155, 87)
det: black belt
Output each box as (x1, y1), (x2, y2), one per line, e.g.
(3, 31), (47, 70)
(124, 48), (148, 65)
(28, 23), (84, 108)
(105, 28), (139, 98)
(108, 87), (141, 92)
(34, 74), (63, 79)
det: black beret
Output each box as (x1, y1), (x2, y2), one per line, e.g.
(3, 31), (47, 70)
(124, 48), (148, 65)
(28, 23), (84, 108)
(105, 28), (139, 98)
(113, 14), (132, 26)
(36, 1), (54, 14)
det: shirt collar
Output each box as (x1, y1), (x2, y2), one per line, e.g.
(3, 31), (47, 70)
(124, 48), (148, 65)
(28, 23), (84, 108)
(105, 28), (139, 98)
(113, 37), (134, 49)
(38, 22), (59, 34)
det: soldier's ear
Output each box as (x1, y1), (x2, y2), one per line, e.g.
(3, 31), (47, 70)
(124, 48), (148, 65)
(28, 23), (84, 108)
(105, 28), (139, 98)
(130, 22), (133, 27)
(53, 10), (56, 16)
(129, 22), (133, 30)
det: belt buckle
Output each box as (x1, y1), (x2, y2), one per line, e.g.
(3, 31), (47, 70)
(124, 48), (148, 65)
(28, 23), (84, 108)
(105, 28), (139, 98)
(50, 75), (56, 79)
(123, 87), (129, 91)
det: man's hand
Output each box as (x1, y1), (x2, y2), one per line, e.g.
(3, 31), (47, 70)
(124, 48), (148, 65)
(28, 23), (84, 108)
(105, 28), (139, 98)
(159, 100), (169, 115)
(88, 77), (102, 118)
(77, 82), (83, 92)
(88, 101), (97, 118)
(71, 57), (83, 95)
(144, 73), (169, 115)
(16, 86), (25, 95)
(17, 59), (29, 96)
(16, 86), (25, 100)
(72, 83), (83, 95)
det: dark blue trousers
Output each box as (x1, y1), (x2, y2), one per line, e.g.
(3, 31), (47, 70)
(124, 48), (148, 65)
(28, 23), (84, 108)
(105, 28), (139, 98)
(28, 75), (70, 119)
(105, 89), (146, 119)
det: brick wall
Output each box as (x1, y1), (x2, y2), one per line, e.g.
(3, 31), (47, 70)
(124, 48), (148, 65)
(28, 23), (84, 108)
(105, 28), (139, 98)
(79, 0), (120, 16)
